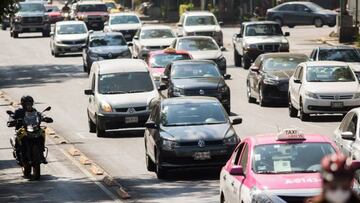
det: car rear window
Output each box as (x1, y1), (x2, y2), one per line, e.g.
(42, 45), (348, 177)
(318, 49), (360, 62)
(185, 15), (216, 26)
(110, 15), (139, 24)
(150, 53), (191, 68)
(140, 29), (175, 39)
(90, 35), (126, 47)
(171, 63), (221, 78)
(178, 38), (218, 51)
(57, 24), (87, 35)
(263, 57), (308, 71)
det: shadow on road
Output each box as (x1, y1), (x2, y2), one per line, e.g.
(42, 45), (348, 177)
(0, 159), (18, 171)
(0, 64), (87, 88)
(103, 129), (144, 138)
(307, 115), (343, 123)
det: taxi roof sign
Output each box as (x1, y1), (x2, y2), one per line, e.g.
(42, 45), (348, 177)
(276, 129), (305, 141)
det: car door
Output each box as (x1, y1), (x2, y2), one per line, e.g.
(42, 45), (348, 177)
(277, 4), (297, 25)
(289, 65), (303, 108)
(146, 102), (160, 161)
(335, 112), (357, 157)
(88, 70), (97, 122)
(235, 143), (249, 203)
(248, 57), (262, 97)
(294, 4), (314, 25)
(132, 29), (141, 57)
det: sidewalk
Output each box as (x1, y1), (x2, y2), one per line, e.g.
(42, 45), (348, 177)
(319, 36), (358, 48)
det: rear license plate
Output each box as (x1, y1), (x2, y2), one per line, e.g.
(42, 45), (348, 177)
(193, 151), (211, 160)
(91, 23), (98, 27)
(125, 116), (138, 123)
(331, 102), (343, 108)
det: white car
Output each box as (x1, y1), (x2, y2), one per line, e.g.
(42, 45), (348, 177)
(177, 11), (223, 47)
(170, 36), (227, 75)
(50, 21), (88, 57)
(132, 25), (176, 59)
(288, 61), (360, 121)
(104, 12), (141, 42)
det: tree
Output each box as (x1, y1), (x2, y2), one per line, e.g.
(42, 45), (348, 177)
(0, 0), (19, 17)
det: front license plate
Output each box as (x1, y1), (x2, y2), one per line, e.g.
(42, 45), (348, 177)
(331, 102), (343, 108)
(70, 47), (79, 51)
(194, 151), (211, 160)
(125, 116), (138, 123)
(29, 27), (36, 32)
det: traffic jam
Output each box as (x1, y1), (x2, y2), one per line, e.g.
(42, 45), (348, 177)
(3, 0), (360, 203)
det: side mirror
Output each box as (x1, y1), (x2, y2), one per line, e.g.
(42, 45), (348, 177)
(158, 84), (167, 91)
(230, 116), (242, 125)
(223, 74), (231, 80)
(176, 23), (182, 27)
(133, 36), (139, 40)
(284, 32), (290, 36)
(6, 110), (14, 115)
(84, 89), (94, 95)
(44, 106), (51, 112)
(218, 21), (224, 26)
(341, 131), (355, 141)
(43, 117), (53, 123)
(236, 33), (242, 38)
(220, 47), (226, 51)
(250, 66), (259, 72)
(50, 31), (54, 36)
(127, 42), (133, 46)
(88, 30), (94, 34)
(144, 121), (158, 129)
(293, 79), (301, 84)
(161, 75), (169, 83)
(229, 165), (244, 176)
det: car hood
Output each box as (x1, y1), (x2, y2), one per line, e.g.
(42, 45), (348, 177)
(77, 12), (108, 16)
(244, 36), (288, 44)
(98, 90), (158, 108)
(172, 77), (223, 89)
(184, 25), (221, 33)
(347, 62), (360, 72)
(162, 123), (230, 142)
(305, 81), (360, 94)
(139, 38), (175, 47)
(17, 12), (45, 17)
(252, 173), (322, 191)
(109, 23), (141, 30)
(187, 50), (222, 60)
(56, 33), (88, 41)
(267, 70), (295, 80)
(90, 46), (129, 54)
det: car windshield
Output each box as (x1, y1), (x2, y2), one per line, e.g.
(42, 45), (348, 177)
(57, 24), (87, 35)
(150, 53), (191, 68)
(105, 2), (116, 9)
(306, 66), (355, 82)
(19, 3), (45, 12)
(171, 63), (221, 78)
(45, 6), (60, 12)
(185, 15), (217, 26)
(161, 102), (227, 126)
(90, 35), (126, 47)
(245, 24), (283, 36)
(140, 29), (175, 39)
(253, 143), (335, 174)
(263, 56), (308, 71)
(98, 72), (154, 94)
(78, 4), (108, 12)
(178, 38), (218, 51)
(110, 15), (139, 24)
(318, 49), (360, 62)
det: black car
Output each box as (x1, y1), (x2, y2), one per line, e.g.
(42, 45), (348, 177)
(82, 32), (132, 73)
(266, 1), (337, 28)
(161, 60), (231, 113)
(247, 53), (309, 106)
(144, 97), (242, 179)
(310, 46), (360, 79)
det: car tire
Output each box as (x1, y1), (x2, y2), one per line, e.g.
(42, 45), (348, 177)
(328, 23), (336, 27)
(258, 86), (267, 107)
(13, 31), (18, 38)
(156, 152), (167, 179)
(234, 48), (242, 67)
(42, 31), (50, 37)
(146, 153), (156, 172)
(288, 94), (298, 118)
(314, 18), (324, 28)
(54, 48), (60, 57)
(299, 100), (310, 121)
(96, 123), (106, 137)
(247, 81), (256, 103)
(83, 63), (87, 73)
(242, 55), (251, 70)
(274, 17), (283, 27)
(88, 117), (96, 133)
(1, 24), (6, 30)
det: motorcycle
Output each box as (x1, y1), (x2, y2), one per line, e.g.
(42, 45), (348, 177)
(7, 106), (53, 180)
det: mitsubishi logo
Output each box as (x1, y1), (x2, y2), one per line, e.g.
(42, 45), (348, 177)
(199, 89), (205, 95)
(127, 107), (135, 113)
(198, 139), (205, 148)
(108, 52), (113, 58)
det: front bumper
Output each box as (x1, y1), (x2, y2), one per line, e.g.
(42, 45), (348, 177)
(12, 22), (50, 33)
(303, 97), (360, 114)
(158, 144), (235, 168)
(54, 43), (86, 53)
(97, 111), (150, 130)
(261, 82), (288, 103)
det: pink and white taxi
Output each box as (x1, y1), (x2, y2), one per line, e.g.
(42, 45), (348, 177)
(220, 129), (338, 203)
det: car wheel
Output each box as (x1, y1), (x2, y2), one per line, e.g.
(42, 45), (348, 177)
(314, 18), (324, 28)
(234, 48), (242, 67)
(42, 31), (50, 37)
(274, 17), (283, 27)
(299, 99), (310, 121)
(96, 123), (106, 137)
(83, 63), (87, 73)
(247, 81), (256, 103)
(88, 117), (96, 133)
(220, 192), (225, 203)
(13, 31), (18, 38)
(259, 86), (267, 107)
(328, 23), (336, 27)
(288, 94), (298, 118)
(156, 152), (167, 179)
(242, 55), (251, 70)
(54, 48), (60, 57)
(146, 153), (156, 172)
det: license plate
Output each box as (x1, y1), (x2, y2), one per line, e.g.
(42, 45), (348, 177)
(125, 116), (138, 123)
(70, 47), (79, 51)
(193, 151), (211, 160)
(29, 27), (36, 32)
(331, 102), (343, 108)
(91, 23), (98, 27)
(124, 34), (131, 38)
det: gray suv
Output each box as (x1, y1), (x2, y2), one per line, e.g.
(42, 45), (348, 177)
(10, 2), (51, 38)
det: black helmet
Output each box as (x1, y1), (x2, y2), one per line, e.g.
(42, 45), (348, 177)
(21, 95), (34, 107)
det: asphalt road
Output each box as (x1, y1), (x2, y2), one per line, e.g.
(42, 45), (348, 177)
(0, 25), (338, 203)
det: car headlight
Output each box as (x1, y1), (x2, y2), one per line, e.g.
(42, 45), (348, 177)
(90, 52), (99, 58)
(354, 93), (360, 99)
(218, 85), (228, 93)
(245, 44), (257, 50)
(161, 133), (176, 151)
(223, 128), (239, 145)
(263, 77), (279, 85)
(15, 16), (22, 22)
(172, 87), (184, 97)
(100, 101), (112, 112)
(55, 39), (62, 44)
(305, 91), (319, 99)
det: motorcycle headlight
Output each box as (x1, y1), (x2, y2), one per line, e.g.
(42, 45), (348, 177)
(161, 133), (176, 151)
(100, 101), (112, 112)
(305, 91), (319, 99)
(263, 77), (279, 85)
(223, 128), (239, 145)
(218, 85), (228, 93)
(172, 87), (184, 97)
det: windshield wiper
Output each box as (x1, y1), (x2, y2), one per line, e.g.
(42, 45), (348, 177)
(127, 90), (147, 93)
(256, 171), (278, 174)
(102, 91), (126, 94)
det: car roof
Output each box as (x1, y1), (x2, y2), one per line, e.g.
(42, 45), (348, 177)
(260, 53), (309, 59)
(301, 61), (349, 67)
(56, 20), (86, 26)
(242, 21), (279, 25)
(184, 11), (214, 16)
(246, 133), (333, 145)
(317, 45), (356, 50)
(77, 1), (106, 5)
(90, 31), (123, 38)
(97, 59), (148, 74)
(162, 96), (220, 105)
(172, 60), (216, 66)
(109, 12), (139, 16)
(141, 25), (172, 30)
(178, 36), (214, 40)
(282, 1), (316, 5)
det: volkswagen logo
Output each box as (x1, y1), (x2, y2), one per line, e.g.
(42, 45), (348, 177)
(108, 52), (113, 58)
(335, 95), (340, 100)
(199, 89), (205, 95)
(127, 107), (135, 113)
(198, 139), (205, 148)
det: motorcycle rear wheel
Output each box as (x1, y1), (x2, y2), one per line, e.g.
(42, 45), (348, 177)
(22, 163), (31, 178)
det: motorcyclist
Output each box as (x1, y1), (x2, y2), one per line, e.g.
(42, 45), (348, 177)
(306, 153), (360, 203)
(61, 2), (71, 13)
(13, 95), (47, 164)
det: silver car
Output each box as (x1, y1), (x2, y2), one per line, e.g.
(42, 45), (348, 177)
(84, 59), (162, 137)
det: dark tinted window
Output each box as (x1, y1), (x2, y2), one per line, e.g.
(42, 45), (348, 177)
(150, 54), (191, 68)
(78, 4), (107, 12)
(57, 24), (87, 34)
(245, 24), (283, 36)
(318, 49), (360, 62)
(263, 56), (308, 71)
(140, 29), (175, 39)
(90, 35), (126, 47)
(98, 72), (154, 94)
(171, 63), (221, 78)
(185, 15), (216, 26)
(178, 38), (218, 51)
(110, 15), (139, 24)
(296, 5), (310, 12)
(19, 3), (45, 12)
(45, 6), (60, 12)
(278, 4), (295, 11)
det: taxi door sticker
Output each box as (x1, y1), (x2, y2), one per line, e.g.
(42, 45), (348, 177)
(274, 160), (291, 172)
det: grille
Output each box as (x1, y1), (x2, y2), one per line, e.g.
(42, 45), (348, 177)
(257, 44), (280, 52)
(184, 89), (219, 97)
(278, 196), (308, 203)
(278, 83), (289, 91)
(22, 16), (43, 24)
(178, 140), (224, 147)
(319, 95), (353, 100)
(194, 31), (214, 37)
(115, 106), (147, 112)
(61, 39), (86, 45)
